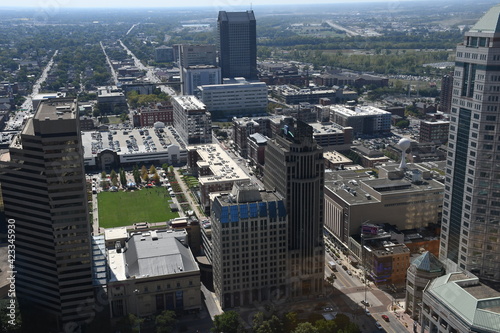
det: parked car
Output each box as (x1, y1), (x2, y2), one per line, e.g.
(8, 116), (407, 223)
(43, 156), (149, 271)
(365, 309), (371, 316)
(375, 321), (383, 330)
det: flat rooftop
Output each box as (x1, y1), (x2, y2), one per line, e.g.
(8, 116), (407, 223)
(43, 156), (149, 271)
(81, 126), (185, 158)
(173, 96), (206, 111)
(194, 144), (250, 185)
(310, 122), (346, 135)
(324, 151), (352, 165)
(35, 98), (78, 121)
(330, 105), (390, 117)
(104, 227), (129, 242)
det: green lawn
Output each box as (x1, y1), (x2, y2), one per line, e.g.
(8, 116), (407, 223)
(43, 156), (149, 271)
(98, 187), (179, 228)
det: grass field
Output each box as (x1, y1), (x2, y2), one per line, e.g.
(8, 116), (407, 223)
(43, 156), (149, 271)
(98, 187), (179, 228)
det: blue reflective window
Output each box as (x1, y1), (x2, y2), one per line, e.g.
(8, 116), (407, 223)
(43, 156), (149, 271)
(240, 204), (248, 219)
(278, 201), (286, 217)
(249, 203), (258, 218)
(230, 206), (239, 222)
(220, 206), (229, 223)
(259, 202), (268, 217)
(268, 201), (276, 218)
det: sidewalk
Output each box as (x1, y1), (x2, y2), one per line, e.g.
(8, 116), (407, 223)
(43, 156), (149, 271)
(388, 300), (419, 332)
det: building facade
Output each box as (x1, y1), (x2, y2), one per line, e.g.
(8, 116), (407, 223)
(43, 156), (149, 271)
(0, 98), (94, 331)
(329, 105), (391, 136)
(263, 118), (325, 298)
(419, 120), (450, 144)
(199, 79), (268, 121)
(405, 251), (445, 320)
(217, 10), (257, 80)
(210, 183), (288, 308)
(440, 73), (454, 113)
(172, 96), (212, 145)
(440, 5), (500, 284)
(182, 65), (221, 96)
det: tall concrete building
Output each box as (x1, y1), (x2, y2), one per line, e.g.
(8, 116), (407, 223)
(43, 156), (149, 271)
(0, 98), (94, 331)
(210, 182), (288, 308)
(440, 5), (500, 284)
(264, 118), (325, 298)
(217, 10), (257, 80)
(172, 95), (212, 145)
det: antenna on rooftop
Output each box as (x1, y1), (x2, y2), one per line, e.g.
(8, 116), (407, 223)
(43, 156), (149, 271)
(250, 2), (252, 10)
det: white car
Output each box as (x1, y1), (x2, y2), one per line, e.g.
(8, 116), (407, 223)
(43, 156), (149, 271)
(375, 321), (383, 330)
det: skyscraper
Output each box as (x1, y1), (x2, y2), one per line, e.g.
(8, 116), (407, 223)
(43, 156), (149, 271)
(440, 5), (500, 284)
(264, 118), (325, 297)
(217, 10), (257, 80)
(0, 98), (94, 331)
(210, 182), (288, 308)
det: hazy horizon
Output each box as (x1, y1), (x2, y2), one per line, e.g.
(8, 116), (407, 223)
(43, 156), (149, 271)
(1, 0), (459, 9)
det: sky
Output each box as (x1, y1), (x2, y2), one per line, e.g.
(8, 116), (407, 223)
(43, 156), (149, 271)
(4, 0), (423, 9)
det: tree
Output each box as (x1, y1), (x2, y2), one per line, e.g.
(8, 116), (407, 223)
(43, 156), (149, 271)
(256, 315), (283, 333)
(101, 171), (107, 180)
(314, 319), (338, 333)
(152, 172), (161, 185)
(162, 163), (169, 170)
(141, 165), (149, 182)
(395, 119), (410, 128)
(120, 168), (127, 187)
(155, 310), (176, 333)
(110, 169), (118, 187)
(132, 165), (141, 185)
(149, 165), (157, 174)
(283, 312), (298, 333)
(212, 311), (243, 333)
(292, 322), (318, 333)
(115, 314), (144, 333)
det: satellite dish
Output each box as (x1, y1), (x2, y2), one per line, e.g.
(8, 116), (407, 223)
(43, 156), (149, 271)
(398, 138), (411, 170)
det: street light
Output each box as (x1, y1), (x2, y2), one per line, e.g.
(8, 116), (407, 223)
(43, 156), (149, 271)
(133, 289), (141, 333)
(361, 234), (367, 311)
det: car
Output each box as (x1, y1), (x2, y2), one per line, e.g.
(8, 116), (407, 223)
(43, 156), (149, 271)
(342, 265), (348, 270)
(323, 307), (333, 312)
(381, 315), (389, 322)
(375, 321), (383, 330)
(361, 300), (370, 307)
(365, 309), (371, 316)
(346, 270), (352, 275)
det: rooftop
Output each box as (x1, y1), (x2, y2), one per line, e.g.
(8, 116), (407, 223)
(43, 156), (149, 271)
(427, 272), (500, 332)
(173, 95), (206, 111)
(330, 105), (391, 117)
(411, 251), (444, 273)
(470, 4), (500, 33)
(194, 144), (250, 185)
(81, 126), (185, 159)
(108, 230), (199, 282)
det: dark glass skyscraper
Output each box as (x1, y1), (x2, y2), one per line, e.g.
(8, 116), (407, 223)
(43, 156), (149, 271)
(0, 99), (94, 331)
(440, 4), (500, 284)
(217, 10), (257, 80)
(264, 118), (325, 298)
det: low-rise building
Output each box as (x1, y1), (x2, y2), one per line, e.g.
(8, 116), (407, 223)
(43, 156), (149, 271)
(82, 126), (187, 170)
(324, 163), (444, 251)
(329, 105), (391, 136)
(419, 120), (450, 144)
(187, 144), (250, 212)
(97, 86), (127, 114)
(420, 272), (500, 333)
(405, 251), (445, 320)
(107, 230), (201, 318)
